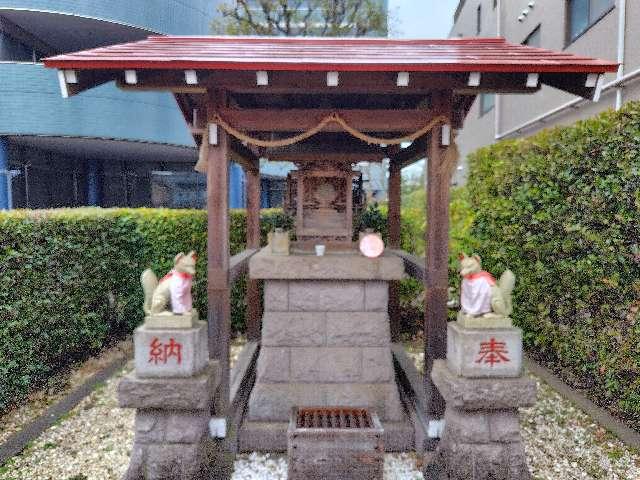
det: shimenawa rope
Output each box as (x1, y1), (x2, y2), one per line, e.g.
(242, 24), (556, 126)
(211, 112), (450, 148)
(195, 111), (457, 173)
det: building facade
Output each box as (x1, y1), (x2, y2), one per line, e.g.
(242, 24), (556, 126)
(0, 0), (261, 210)
(450, 0), (637, 184)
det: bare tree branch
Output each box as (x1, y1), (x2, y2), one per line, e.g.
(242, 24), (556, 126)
(214, 0), (387, 37)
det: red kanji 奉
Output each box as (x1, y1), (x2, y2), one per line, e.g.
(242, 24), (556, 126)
(475, 338), (510, 367)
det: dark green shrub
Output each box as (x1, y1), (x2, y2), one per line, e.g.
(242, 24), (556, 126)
(354, 203), (388, 240)
(466, 102), (640, 427)
(0, 200), (471, 414)
(0, 207), (286, 413)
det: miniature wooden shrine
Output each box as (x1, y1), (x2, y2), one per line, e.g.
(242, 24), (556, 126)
(284, 167), (365, 243)
(292, 167), (356, 242)
(44, 36), (617, 478)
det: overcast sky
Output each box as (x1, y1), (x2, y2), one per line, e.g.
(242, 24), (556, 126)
(388, 0), (460, 38)
(387, 1), (460, 177)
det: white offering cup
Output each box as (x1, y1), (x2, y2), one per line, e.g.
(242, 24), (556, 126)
(315, 245), (326, 256)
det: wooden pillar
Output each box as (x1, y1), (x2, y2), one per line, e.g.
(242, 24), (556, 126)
(424, 92), (453, 420)
(387, 159), (402, 342)
(245, 166), (262, 341)
(207, 91), (231, 413)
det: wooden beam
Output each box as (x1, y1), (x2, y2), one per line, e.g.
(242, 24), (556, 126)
(424, 91), (453, 422)
(206, 89), (231, 414)
(267, 152), (385, 163)
(540, 72), (597, 100)
(245, 167), (262, 342)
(109, 69), (546, 97)
(215, 108), (441, 133)
(388, 161), (402, 248)
(388, 249), (426, 282)
(59, 70), (117, 97)
(388, 160), (402, 342)
(266, 134), (385, 154)
(118, 79), (207, 93)
(230, 139), (259, 173)
(111, 70), (468, 95)
(394, 136), (429, 169)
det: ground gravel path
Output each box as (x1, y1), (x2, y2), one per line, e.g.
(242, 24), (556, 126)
(1, 345), (639, 480)
(0, 340), (131, 446)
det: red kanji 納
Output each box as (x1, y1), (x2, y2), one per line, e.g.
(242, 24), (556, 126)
(148, 337), (183, 365)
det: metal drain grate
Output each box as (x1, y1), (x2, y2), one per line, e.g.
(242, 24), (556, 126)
(295, 407), (373, 429)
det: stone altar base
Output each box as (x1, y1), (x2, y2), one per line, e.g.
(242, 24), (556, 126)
(118, 362), (220, 480)
(429, 360), (537, 480)
(244, 249), (410, 451)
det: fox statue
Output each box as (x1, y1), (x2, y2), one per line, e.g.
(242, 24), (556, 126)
(458, 253), (515, 318)
(141, 251), (197, 315)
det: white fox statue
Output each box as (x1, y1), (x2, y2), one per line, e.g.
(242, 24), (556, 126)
(141, 251), (197, 315)
(458, 253), (515, 318)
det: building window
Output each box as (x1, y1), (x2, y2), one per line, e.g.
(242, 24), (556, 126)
(476, 5), (482, 35)
(479, 93), (495, 116)
(567, 0), (614, 44)
(493, 0), (497, 9)
(523, 25), (541, 47)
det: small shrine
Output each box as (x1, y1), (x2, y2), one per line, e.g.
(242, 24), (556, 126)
(285, 165), (365, 244)
(43, 35), (616, 480)
(290, 166), (356, 242)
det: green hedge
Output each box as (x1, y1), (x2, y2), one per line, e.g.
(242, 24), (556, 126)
(0, 205), (431, 413)
(466, 102), (640, 427)
(0, 208), (291, 413)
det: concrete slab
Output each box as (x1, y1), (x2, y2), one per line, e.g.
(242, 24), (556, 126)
(249, 248), (405, 280)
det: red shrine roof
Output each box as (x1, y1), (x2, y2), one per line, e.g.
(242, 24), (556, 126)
(45, 36), (617, 74)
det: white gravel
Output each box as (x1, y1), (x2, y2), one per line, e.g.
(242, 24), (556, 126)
(1, 342), (639, 480)
(521, 377), (640, 480)
(230, 452), (424, 479)
(0, 340), (132, 445)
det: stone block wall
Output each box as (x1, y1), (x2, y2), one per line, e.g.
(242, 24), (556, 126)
(247, 279), (404, 422)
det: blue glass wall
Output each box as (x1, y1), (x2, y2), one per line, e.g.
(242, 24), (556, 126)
(0, 0), (253, 209)
(0, 0), (217, 35)
(0, 64), (194, 146)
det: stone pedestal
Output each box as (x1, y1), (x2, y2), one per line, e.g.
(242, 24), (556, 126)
(120, 316), (217, 480)
(428, 321), (536, 480)
(243, 248), (409, 450)
(133, 321), (208, 378)
(446, 322), (523, 378)
(144, 310), (199, 329)
(118, 362), (220, 480)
